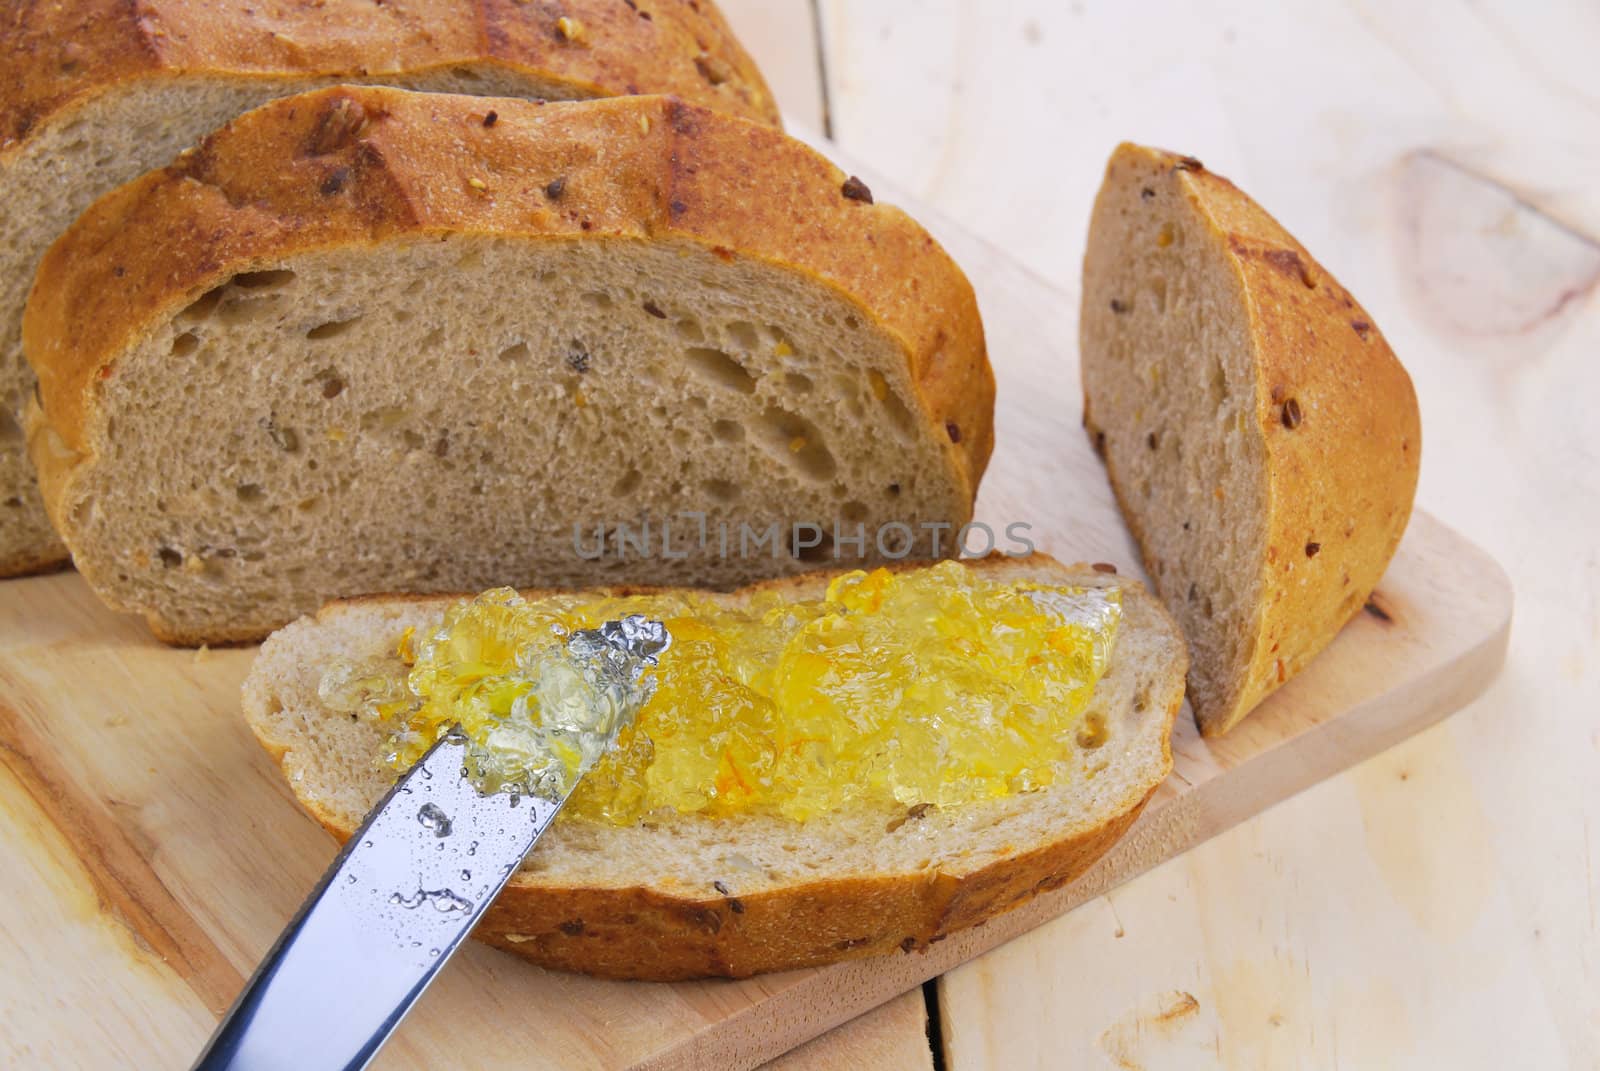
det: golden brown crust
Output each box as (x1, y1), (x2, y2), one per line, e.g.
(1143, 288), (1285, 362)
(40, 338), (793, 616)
(254, 554), (1181, 979)
(1088, 144), (1420, 736)
(0, 0), (778, 156)
(468, 798), (1155, 980)
(24, 87), (994, 610)
(284, 787), (1152, 980)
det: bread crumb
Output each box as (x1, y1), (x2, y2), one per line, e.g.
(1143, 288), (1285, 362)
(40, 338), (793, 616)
(194, 644), (211, 663)
(556, 16), (587, 42)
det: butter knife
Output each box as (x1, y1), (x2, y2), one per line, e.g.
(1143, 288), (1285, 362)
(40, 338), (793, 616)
(193, 615), (669, 1071)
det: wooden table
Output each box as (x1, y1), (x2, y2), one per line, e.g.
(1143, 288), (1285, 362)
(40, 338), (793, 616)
(714, 1), (1600, 1066)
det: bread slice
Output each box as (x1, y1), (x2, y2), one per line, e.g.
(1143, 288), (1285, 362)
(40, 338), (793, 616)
(1080, 143), (1420, 736)
(0, 0), (777, 577)
(24, 86), (993, 645)
(242, 554), (1186, 980)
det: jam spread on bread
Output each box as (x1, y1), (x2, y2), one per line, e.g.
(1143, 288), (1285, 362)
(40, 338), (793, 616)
(324, 560), (1121, 823)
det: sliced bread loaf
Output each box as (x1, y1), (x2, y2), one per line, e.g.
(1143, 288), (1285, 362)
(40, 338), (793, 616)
(242, 554), (1187, 980)
(0, 0), (777, 577)
(1080, 143), (1420, 736)
(25, 87), (994, 644)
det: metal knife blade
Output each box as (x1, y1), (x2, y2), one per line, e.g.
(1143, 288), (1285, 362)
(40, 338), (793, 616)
(194, 614), (670, 1071)
(192, 730), (563, 1071)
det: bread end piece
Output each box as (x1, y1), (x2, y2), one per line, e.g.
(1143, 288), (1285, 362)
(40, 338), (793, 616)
(1081, 143), (1420, 736)
(242, 554), (1186, 979)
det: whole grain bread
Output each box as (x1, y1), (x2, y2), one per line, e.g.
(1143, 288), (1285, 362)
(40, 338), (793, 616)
(242, 554), (1187, 980)
(0, 0), (777, 576)
(1080, 143), (1420, 736)
(26, 86), (994, 644)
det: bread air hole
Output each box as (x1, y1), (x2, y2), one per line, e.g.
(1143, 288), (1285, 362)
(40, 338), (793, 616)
(711, 418), (744, 443)
(868, 370), (916, 438)
(170, 331), (200, 357)
(232, 269), (297, 291)
(792, 536), (835, 564)
(179, 287), (225, 321)
(235, 483), (265, 503)
(612, 469), (642, 496)
(683, 347), (757, 393)
(1148, 275), (1169, 314)
(498, 342), (529, 362)
(1075, 712), (1108, 749)
(217, 296), (281, 326)
(306, 315), (363, 340)
(703, 478), (740, 503)
(0, 410), (20, 446)
(359, 406), (408, 431)
(1209, 360), (1227, 403)
(756, 407), (835, 480)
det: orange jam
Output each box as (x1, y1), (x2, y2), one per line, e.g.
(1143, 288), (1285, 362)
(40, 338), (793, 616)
(324, 561), (1121, 823)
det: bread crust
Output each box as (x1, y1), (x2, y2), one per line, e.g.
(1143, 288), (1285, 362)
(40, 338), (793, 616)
(244, 554), (1184, 979)
(24, 87), (994, 645)
(1083, 144), (1420, 736)
(0, 0), (778, 159)
(0, 543), (71, 579)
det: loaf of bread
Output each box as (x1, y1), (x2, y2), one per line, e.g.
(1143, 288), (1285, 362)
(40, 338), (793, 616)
(242, 554), (1186, 980)
(1080, 143), (1420, 736)
(0, 0), (777, 577)
(25, 86), (993, 644)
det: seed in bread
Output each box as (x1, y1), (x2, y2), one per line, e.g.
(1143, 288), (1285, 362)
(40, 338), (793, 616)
(1079, 143), (1420, 736)
(242, 554), (1187, 980)
(25, 87), (994, 645)
(0, 0), (778, 577)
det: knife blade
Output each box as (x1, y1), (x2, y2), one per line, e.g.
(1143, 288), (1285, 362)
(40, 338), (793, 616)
(193, 615), (670, 1071)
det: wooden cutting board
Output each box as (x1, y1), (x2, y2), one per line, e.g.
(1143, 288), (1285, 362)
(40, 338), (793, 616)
(0, 190), (1510, 1070)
